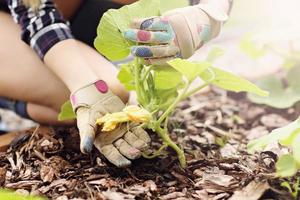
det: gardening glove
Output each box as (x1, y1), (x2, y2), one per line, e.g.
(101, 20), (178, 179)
(124, 3), (228, 65)
(70, 80), (151, 167)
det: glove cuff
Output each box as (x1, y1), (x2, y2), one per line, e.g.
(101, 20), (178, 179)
(196, 3), (228, 38)
(70, 80), (120, 113)
(164, 4), (228, 58)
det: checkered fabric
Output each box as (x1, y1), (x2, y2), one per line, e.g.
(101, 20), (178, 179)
(6, 0), (73, 59)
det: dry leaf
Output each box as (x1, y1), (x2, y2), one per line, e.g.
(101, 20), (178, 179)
(229, 181), (270, 200)
(40, 165), (55, 183)
(143, 180), (157, 192)
(0, 167), (6, 186)
(160, 192), (186, 200)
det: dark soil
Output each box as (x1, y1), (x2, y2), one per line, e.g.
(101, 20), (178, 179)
(0, 89), (298, 200)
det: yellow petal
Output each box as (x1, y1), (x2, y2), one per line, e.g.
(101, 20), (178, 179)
(123, 105), (151, 123)
(102, 121), (118, 132)
(96, 112), (129, 132)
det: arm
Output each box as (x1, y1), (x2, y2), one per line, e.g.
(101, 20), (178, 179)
(6, 0), (151, 166)
(6, 0), (98, 92)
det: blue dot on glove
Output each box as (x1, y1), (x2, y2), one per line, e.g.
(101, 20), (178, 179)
(141, 18), (154, 29)
(131, 46), (153, 57)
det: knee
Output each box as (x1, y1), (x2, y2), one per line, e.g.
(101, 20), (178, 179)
(46, 92), (70, 113)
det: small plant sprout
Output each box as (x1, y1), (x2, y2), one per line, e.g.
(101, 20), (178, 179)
(248, 117), (300, 177)
(281, 178), (300, 199)
(59, 0), (268, 168)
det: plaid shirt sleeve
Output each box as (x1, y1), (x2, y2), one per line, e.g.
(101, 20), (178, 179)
(6, 0), (74, 59)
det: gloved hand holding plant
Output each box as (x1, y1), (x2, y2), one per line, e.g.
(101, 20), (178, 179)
(60, 0), (267, 168)
(70, 80), (151, 168)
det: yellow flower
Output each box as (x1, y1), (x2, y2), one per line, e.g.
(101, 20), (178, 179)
(123, 105), (152, 123)
(96, 112), (129, 132)
(96, 105), (152, 132)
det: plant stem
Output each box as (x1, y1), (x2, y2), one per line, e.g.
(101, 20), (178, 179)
(134, 58), (149, 105)
(133, 59), (143, 103)
(142, 143), (168, 159)
(181, 82), (210, 100)
(155, 125), (186, 168)
(157, 84), (190, 125)
(142, 65), (154, 81)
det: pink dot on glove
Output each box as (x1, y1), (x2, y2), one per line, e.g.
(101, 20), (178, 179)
(137, 30), (151, 41)
(71, 94), (77, 105)
(160, 16), (170, 24)
(95, 80), (108, 93)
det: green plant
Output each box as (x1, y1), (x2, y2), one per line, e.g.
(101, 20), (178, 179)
(281, 178), (300, 199)
(248, 66), (300, 109)
(248, 117), (300, 177)
(240, 33), (300, 109)
(59, 0), (268, 168)
(0, 189), (44, 200)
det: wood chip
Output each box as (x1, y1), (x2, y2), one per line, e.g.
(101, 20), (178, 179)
(160, 192), (186, 200)
(40, 165), (55, 183)
(229, 181), (270, 200)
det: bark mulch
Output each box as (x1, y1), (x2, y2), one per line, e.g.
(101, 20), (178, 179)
(0, 89), (298, 200)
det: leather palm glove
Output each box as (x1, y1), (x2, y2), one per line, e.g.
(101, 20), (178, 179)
(124, 3), (228, 64)
(70, 80), (151, 167)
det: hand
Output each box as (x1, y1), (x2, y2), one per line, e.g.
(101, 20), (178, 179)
(70, 80), (151, 167)
(124, 4), (228, 64)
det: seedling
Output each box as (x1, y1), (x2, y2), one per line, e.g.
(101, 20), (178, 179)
(59, 0), (268, 168)
(248, 117), (300, 177)
(281, 178), (300, 199)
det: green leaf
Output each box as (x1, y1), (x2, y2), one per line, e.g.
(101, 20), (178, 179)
(200, 67), (269, 96)
(276, 154), (298, 177)
(281, 181), (293, 194)
(154, 66), (183, 90)
(248, 67), (300, 108)
(206, 47), (225, 63)
(247, 117), (300, 153)
(159, 0), (189, 13)
(282, 57), (297, 70)
(154, 88), (178, 110)
(168, 58), (210, 82)
(287, 65), (300, 93)
(118, 63), (135, 90)
(240, 34), (266, 59)
(0, 189), (45, 200)
(94, 0), (160, 61)
(279, 128), (300, 147)
(292, 132), (300, 164)
(58, 101), (76, 121)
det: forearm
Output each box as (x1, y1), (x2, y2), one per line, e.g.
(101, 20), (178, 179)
(7, 0), (98, 92)
(44, 39), (98, 92)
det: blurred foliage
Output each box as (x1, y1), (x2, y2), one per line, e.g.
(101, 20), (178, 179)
(206, 47), (225, 63)
(0, 189), (45, 200)
(241, 34), (300, 108)
(248, 66), (300, 108)
(240, 34), (267, 59)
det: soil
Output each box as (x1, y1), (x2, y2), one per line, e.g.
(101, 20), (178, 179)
(0, 89), (298, 200)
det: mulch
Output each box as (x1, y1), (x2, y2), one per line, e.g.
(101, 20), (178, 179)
(0, 89), (298, 200)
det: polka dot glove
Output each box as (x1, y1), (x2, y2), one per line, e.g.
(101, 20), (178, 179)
(124, 4), (228, 65)
(70, 80), (151, 167)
